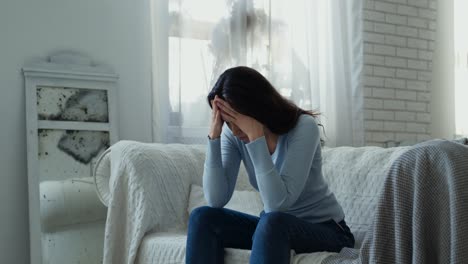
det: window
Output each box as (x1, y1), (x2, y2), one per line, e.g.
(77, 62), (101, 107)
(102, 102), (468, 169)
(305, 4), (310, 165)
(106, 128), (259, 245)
(152, 0), (364, 146)
(167, 0), (288, 142)
(168, 0), (224, 129)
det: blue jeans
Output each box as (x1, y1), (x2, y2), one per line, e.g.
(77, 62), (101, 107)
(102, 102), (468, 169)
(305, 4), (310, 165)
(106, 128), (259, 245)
(185, 206), (355, 264)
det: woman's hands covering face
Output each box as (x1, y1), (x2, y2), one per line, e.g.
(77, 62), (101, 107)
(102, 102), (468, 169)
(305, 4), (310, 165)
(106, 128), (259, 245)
(208, 95), (224, 139)
(215, 98), (265, 142)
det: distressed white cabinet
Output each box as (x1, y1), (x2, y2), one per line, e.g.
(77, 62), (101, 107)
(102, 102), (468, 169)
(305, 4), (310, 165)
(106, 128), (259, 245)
(23, 51), (118, 264)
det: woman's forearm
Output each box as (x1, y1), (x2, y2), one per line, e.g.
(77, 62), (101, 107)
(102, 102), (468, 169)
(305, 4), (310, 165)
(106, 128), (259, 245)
(203, 137), (242, 208)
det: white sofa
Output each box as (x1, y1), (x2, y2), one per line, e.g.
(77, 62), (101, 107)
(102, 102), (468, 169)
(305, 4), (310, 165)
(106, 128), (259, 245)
(93, 141), (410, 264)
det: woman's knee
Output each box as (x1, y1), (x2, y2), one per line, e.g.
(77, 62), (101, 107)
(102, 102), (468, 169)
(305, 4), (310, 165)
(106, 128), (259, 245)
(254, 212), (289, 237)
(189, 206), (222, 226)
(260, 211), (289, 225)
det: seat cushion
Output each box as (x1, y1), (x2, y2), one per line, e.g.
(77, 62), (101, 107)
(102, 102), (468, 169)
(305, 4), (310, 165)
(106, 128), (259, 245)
(136, 232), (187, 264)
(136, 232), (336, 264)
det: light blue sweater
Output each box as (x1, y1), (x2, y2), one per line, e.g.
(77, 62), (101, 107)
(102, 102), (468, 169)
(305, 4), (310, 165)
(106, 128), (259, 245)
(203, 114), (345, 223)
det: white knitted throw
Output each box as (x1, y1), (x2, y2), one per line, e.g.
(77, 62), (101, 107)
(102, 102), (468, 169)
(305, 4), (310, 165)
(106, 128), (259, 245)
(102, 140), (206, 264)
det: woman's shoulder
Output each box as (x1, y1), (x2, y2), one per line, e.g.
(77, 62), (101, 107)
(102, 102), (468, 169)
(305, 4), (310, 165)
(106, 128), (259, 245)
(282, 114), (321, 146)
(294, 114), (320, 132)
(281, 114), (319, 141)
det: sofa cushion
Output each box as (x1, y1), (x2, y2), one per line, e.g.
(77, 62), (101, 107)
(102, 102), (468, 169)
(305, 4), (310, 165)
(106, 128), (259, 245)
(136, 232), (187, 264)
(187, 184), (264, 217)
(136, 232), (336, 264)
(136, 232), (254, 264)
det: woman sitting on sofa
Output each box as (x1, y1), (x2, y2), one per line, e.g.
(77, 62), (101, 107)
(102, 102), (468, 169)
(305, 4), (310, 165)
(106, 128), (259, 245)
(185, 66), (355, 264)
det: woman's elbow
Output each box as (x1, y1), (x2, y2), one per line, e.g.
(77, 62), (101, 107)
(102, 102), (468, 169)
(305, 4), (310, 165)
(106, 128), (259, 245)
(207, 201), (225, 208)
(263, 200), (289, 213)
(205, 195), (227, 208)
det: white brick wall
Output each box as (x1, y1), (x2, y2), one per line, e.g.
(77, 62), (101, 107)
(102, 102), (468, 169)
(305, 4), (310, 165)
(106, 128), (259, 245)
(363, 0), (437, 147)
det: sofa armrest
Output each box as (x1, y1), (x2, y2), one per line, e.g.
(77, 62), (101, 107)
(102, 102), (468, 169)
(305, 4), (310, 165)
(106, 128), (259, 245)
(95, 140), (206, 230)
(101, 141), (209, 263)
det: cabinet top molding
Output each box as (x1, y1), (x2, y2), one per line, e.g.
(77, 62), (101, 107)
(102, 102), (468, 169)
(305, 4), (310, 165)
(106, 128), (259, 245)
(23, 51), (118, 80)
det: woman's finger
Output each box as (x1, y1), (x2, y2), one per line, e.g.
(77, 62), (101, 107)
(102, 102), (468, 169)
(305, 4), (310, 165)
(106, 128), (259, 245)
(213, 98), (221, 108)
(216, 107), (223, 122)
(220, 111), (234, 123)
(213, 95), (220, 106)
(216, 107), (223, 123)
(214, 109), (219, 122)
(211, 101), (217, 118)
(220, 106), (236, 120)
(216, 101), (237, 117)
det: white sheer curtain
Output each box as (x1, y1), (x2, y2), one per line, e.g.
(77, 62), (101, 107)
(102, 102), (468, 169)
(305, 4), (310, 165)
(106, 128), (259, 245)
(151, 0), (364, 147)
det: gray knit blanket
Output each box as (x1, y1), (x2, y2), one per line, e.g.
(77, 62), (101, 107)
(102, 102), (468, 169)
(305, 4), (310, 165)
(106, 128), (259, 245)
(323, 139), (468, 264)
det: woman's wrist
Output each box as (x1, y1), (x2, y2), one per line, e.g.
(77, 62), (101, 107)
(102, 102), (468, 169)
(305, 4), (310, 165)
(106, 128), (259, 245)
(208, 133), (220, 140)
(247, 131), (264, 142)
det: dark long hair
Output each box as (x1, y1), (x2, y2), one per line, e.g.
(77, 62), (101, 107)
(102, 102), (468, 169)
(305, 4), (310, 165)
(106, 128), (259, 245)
(207, 66), (320, 135)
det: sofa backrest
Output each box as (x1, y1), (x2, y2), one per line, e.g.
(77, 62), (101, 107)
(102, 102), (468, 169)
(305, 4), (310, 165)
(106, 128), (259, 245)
(321, 145), (409, 246)
(94, 141), (409, 246)
(226, 144), (410, 246)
